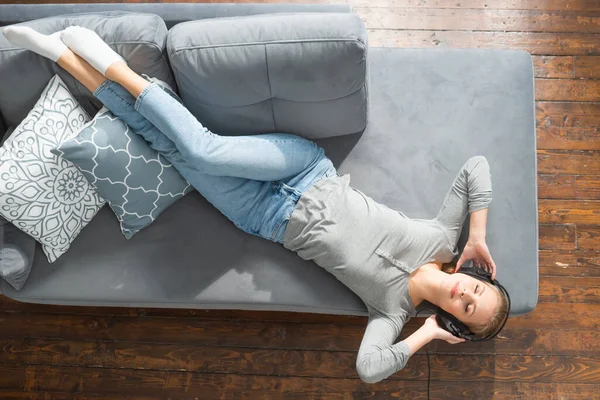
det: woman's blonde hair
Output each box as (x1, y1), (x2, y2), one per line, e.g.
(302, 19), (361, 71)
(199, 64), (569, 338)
(441, 262), (509, 338)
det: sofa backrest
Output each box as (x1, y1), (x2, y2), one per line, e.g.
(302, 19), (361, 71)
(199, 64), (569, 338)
(0, 3), (352, 132)
(0, 11), (175, 129)
(167, 13), (368, 139)
(0, 3), (352, 28)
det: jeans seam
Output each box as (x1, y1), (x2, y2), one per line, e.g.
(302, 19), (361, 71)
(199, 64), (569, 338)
(93, 80), (112, 97)
(270, 198), (295, 242)
(271, 220), (284, 241)
(106, 86), (136, 109)
(135, 83), (157, 111)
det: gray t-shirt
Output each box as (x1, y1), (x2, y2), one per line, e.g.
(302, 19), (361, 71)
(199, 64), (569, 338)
(283, 156), (492, 383)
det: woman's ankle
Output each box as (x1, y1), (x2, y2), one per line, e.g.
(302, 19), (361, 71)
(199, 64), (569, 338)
(104, 61), (131, 82)
(56, 48), (78, 68)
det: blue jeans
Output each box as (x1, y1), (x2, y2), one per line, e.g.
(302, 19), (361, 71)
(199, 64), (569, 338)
(93, 80), (335, 243)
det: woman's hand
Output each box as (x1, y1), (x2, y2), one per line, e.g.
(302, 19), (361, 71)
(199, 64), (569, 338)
(456, 239), (497, 280)
(423, 315), (466, 344)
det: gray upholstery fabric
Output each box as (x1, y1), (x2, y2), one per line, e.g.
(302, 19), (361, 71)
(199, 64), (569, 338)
(0, 3), (352, 29)
(0, 216), (36, 291)
(167, 13), (368, 139)
(1, 126), (13, 146)
(0, 113), (6, 137)
(3, 48), (537, 316)
(0, 11), (175, 128)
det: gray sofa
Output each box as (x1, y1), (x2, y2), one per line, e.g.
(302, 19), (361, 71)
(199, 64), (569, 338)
(0, 3), (538, 316)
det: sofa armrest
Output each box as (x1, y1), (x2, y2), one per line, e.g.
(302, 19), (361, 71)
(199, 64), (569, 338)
(168, 12), (368, 139)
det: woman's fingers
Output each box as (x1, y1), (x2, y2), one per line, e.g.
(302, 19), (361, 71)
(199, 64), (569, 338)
(489, 261), (497, 280)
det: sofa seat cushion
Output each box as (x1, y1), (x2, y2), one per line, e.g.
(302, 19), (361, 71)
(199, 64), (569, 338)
(0, 11), (175, 128)
(3, 48), (537, 317)
(167, 13), (368, 139)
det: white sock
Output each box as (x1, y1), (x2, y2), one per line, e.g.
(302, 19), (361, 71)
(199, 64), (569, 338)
(60, 26), (126, 75)
(2, 26), (67, 62)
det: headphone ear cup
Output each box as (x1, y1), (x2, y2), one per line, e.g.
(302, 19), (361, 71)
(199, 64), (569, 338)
(436, 310), (468, 338)
(459, 266), (493, 284)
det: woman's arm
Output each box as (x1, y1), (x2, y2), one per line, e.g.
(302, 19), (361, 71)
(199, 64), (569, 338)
(436, 156), (496, 277)
(403, 324), (435, 356)
(356, 313), (413, 383)
(356, 313), (465, 383)
(435, 156), (492, 249)
(457, 208), (497, 278)
(468, 208), (488, 243)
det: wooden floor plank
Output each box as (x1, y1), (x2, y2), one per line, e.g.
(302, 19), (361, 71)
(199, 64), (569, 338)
(537, 150), (600, 175)
(348, 0), (600, 11)
(538, 276), (600, 303)
(534, 55), (600, 79)
(575, 55), (600, 78)
(0, 364), (428, 398)
(536, 78), (600, 101)
(429, 381), (600, 400)
(367, 30), (600, 55)
(0, 391), (367, 400)
(0, 392), (163, 400)
(577, 225), (600, 250)
(538, 199), (600, 224)
(0, 312), (364, 350)
(0, 337), (427, 380)
(539, 250), (600, 277)
(533, 55), (600, 79)
(576, 175), (600, 199)
(358, 8), (600, 34)
(537, 101), (600, 128)
(537, 174), (576, 199)
(433, 328), (600, 356)
(539, 224), (577, 250)
(430, 354), (600, 383)
(3, 318), (600, 359)
(1, 303), (598, 343)
(537, 127), (600, 151)
(509, 303), (600, 330)
(533, 56), (575, 78)
(0, 311), (429, 352)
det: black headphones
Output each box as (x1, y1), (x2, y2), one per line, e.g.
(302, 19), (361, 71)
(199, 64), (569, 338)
(434, 261), (511, 342)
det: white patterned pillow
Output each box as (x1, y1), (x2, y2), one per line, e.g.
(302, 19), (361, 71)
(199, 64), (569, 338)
(0, 75), (105, 263)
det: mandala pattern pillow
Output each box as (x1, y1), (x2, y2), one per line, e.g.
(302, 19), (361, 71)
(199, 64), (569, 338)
(0, 75), (105, 263)
(53, 107), (192, 239)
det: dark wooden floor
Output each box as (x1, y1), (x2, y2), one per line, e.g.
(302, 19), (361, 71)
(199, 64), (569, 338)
(1, 0), (599, 399)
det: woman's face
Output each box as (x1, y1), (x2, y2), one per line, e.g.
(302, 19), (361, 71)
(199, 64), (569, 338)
(439, 272), (499, 326)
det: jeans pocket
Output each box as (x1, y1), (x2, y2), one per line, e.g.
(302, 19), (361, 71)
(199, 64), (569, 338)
(270, 200), (295, 243)
(275, 181), (302, 200)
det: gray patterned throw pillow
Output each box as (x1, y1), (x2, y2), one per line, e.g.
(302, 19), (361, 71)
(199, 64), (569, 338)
(53, 107), (192, 239)
(0, 75), (105, 263)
